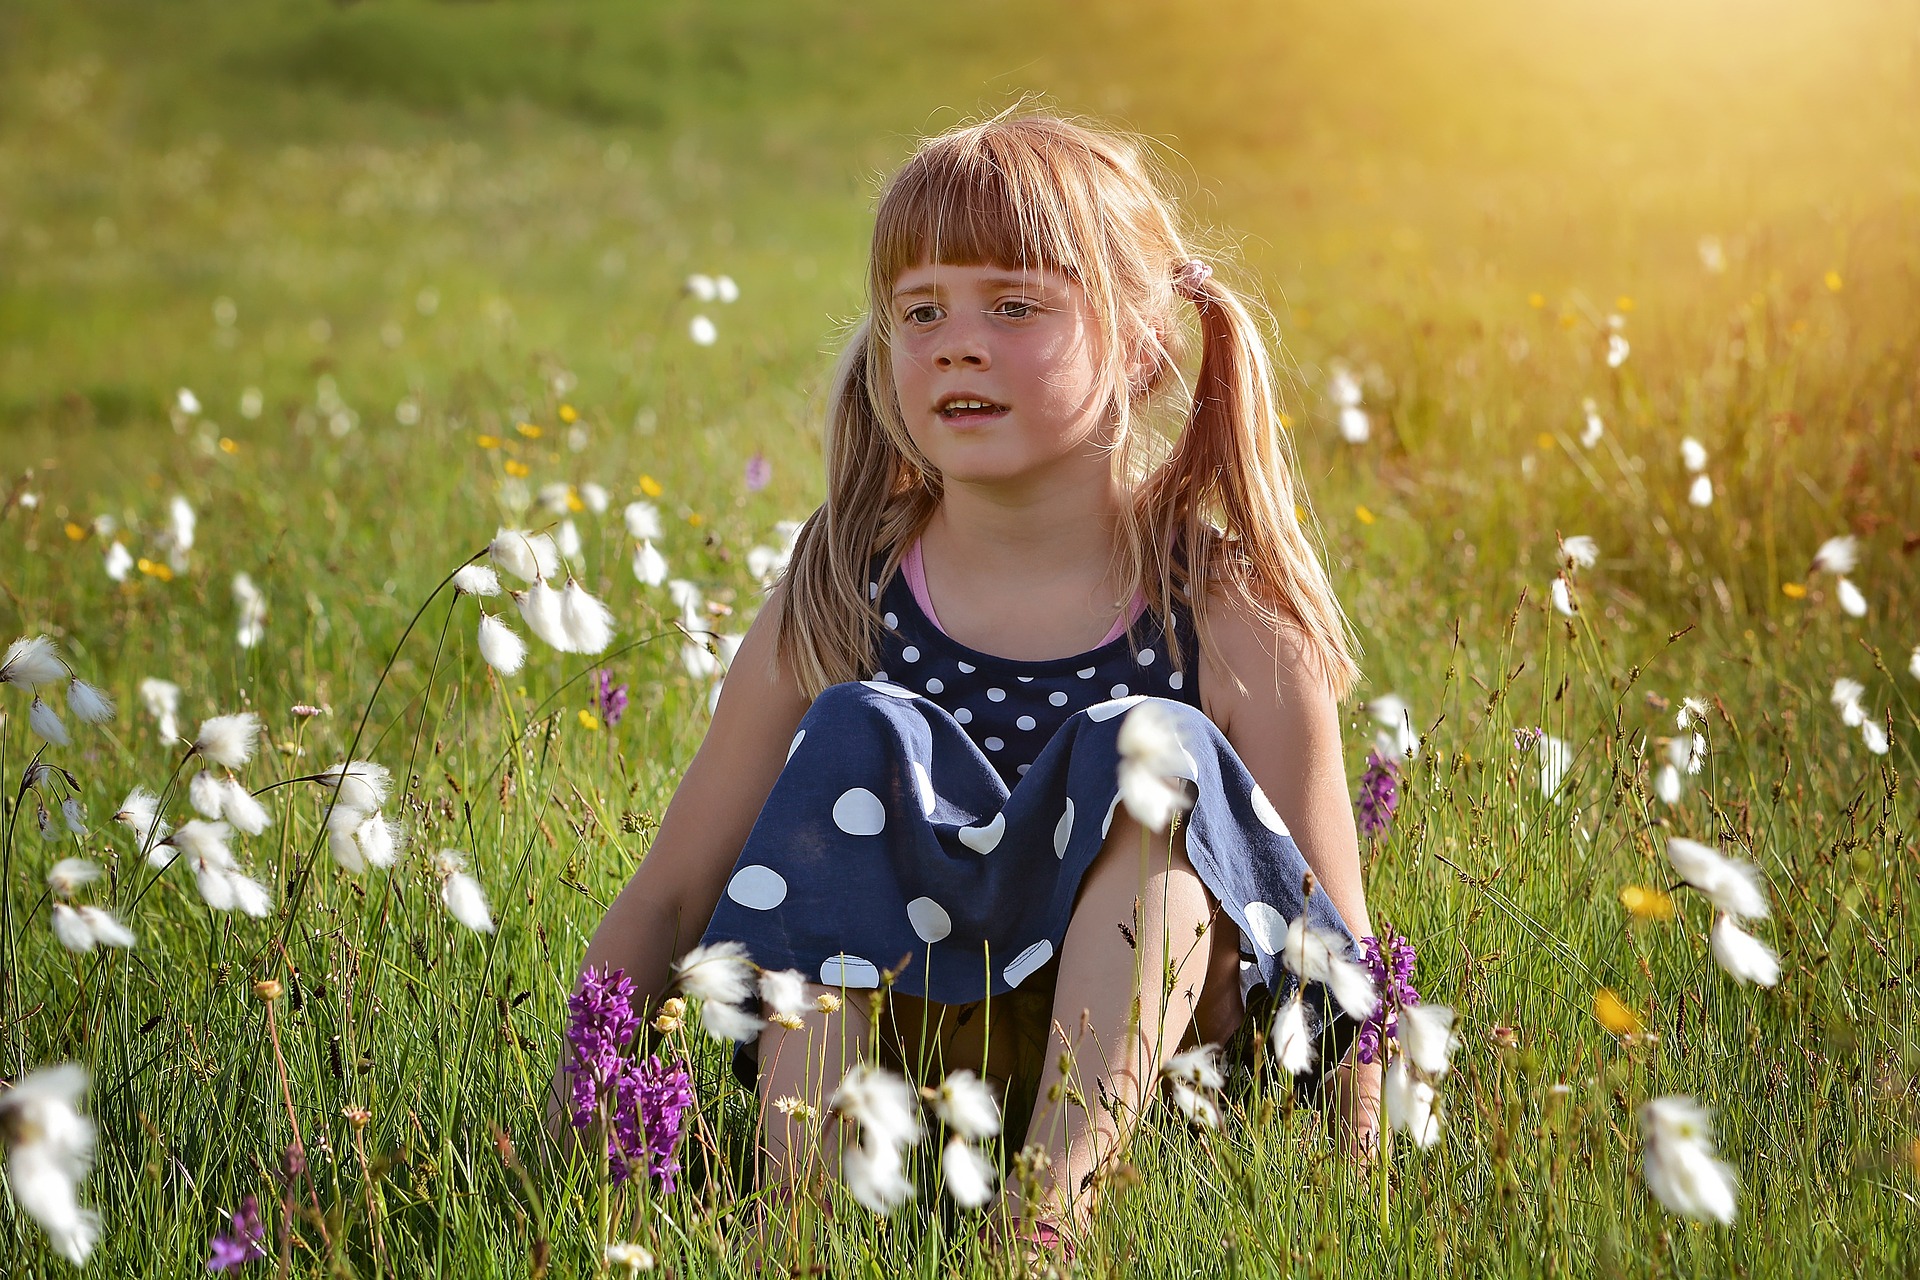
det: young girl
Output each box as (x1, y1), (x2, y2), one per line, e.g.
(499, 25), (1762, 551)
(567, 110), (1379, 1259)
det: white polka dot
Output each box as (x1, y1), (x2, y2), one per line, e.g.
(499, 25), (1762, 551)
(958, 812), (1004, 854)
(820, 953), (880, 988)
(957, 661), (976, 674)
(907, 897), (952, 943)
(1016, 676), (1034, 683)
(1086, 695), (1146, 723)
(912, 761), (937, 816)
(1250, 784), (1290, 834)
(1016, 763), (1030, 776)
(1049, 691), (1069, 707)
(1169, 670), (1185, 691)
(787, 729), (806, 760)
(926, 677), (945, 694)
(873, 671), (888, 682)
(1101, 792), (1123, 838)
(902, 645), (920, 663)
(986, 688), (1006, 703)
(832, 788), (886, 835)
(1016, 715), (1037, 731)
(1077, 667), (1096, 679)
(1005, 940), (1054, 987)
(862, 680), (919, 699)
(955, 707), (973, 725)
(1137, 649), (1156, 666)
(869, 581), (879, 600)
(727, 865), (788, 910)
(1243, 902), (1287, 955)
(883, 611), (898, 629)
(1110, 684), (1130, 698)
(1053, 799), (1075, 857)
(984, 736), (1005, 752)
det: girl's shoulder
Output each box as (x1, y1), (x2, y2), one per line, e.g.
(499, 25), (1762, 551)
(1192, 570), (1337, 731)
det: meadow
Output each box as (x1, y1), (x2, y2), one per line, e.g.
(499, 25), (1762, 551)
(2, 0), (1917, 1275)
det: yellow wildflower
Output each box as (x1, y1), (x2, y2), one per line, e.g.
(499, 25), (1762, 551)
(1619, 885), (1674, 921)
(558, 403), (579, 423)
(1527, 292), (1546, 309)
(1781, 582), (1808, 600)
(515, 422), (542, 439)
(639, 474), (663, 498)
(1594, 988), (1643, 1038)
(1536, 433), (1556, 451)
(64, 522), (87, 542)
(1355, 505), (1375, 526)
(477, 435), (500, 450)
(1824, 270), (1843, 292)
(578, 710), (600, 731)
(219, 438), (239, 455)
(503, 459), (530, 478)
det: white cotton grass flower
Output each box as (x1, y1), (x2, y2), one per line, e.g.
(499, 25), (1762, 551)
(1710, 913), (1780, 987)
(139, 678), (181, 742)
(579, 481), (610, 514)
(1606, 333), (1630, 368)
(1680, 437), (1708, 473)
(51, 905), (136, 953)
(1580, 398), (1605, 449)
(560, 579), (616, 654)
(1668, 732), (1706, 776)
(1281, 917), (1379, 1020)
(326, 805), (369, 873)
(477, 613), (527, 675)
(1688, 474), (1714, 508)
(632, 539), (668, 587)
(1270, 994), (1317, 1076)
(1638, 1095), (1737, 1224)
(830, 1062), (926, 1152)
(1539, 734), (1572, 799)
(488, 528), (560, 584)
(1384, 1057), (1442, 1148)
(1162, 1043), (1226, 1130)
(671, 940), (758, 1007)
(941, 1136), (998, 1210)
(685, 273), (718, 302)
(758, 968), (810, 1028)
(46, 859), (100, 899)
(1859, 719), (1888, 755)
(1830, 677), (1866, 727)
(1676, 696), (1710, 730)
(1559, 535), (1599, 570)
(104, 541), (133, 582)
(452, 563), (501, 597)
(1368, 693), (1418, 761)
(1654, 764), (1683, 806)
(1550, 575), (1575, 617)
(433, 849), (494, 933)
(715, 274), (740, 303)
(190, 771), (228, 820)
(688, 315), (718, 346)
(928, 1069), (1001, 1142)
(667, 578), (703, 621)
(841, 1136), (914, 1215)
(538, 482), (574, 517)
(698, 1001), (766, 1043)
(604, 1241), (655, 1275)
(65, 679), (114, 725)
(1395, 1003), (1461, 1077)
(624, 501), (662, 541)
(556, 518), (583, 560)
(2, 635), (66, 687)
(317, 760), (391, 813)
(1332, 362), (1369, 442)
(1117, 700), (1194, 833)
(514, 580), (572, 652)
(1835, 577), (1867, 618)
(233, 572), (267, 649)
(0, 1063), (100, 1264)
(166, 495), (196, 571)
(114, 788), (170, 851)
(193, 712), (262, 769)
(29, 697), (71, 746)
(220, 780), (270, 836)
(1811, 535), (1858, 576)
(1666, 837), (1768, 920)
(1909, 646), (1920, 682)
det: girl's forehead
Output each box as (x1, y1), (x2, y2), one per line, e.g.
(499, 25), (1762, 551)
(889, 260), (1075, 291)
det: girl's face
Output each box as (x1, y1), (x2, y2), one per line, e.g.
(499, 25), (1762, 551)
(886, 261), (1127, 488)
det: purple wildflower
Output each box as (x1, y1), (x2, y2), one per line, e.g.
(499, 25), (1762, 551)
(594, 669), (629, 728)
(207, 1195), (267, 1271)
(565, 965), (695, 1188)
(1513, 726), (1545, 753)
(1354, 930), (1420, 1066)
(617, 1055), (695, 1190)
(744, 451), (772, 492)
(1354, 749), (1400, 838)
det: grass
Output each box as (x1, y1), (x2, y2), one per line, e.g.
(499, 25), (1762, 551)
(2, 0), (1917, 1274)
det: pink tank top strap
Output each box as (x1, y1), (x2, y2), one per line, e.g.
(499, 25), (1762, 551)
(903, 538), (1146, 645)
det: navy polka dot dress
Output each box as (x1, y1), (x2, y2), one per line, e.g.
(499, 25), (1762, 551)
(699, 552), (1360, 1091)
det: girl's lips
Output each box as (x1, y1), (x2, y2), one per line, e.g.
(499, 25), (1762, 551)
(938, 404), (1009, 424)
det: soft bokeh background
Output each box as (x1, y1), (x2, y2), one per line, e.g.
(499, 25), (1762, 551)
(2, 2), (1917, 1276)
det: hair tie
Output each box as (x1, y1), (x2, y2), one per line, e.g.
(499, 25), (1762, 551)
(1172, 258), (1213, 299)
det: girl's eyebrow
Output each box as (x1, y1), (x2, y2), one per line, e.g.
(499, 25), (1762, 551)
(889, 274), (1053, 301)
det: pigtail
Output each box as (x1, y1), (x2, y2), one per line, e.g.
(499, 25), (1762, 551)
(1137, 272), (1362, 703)
(779, 316), (939, 698)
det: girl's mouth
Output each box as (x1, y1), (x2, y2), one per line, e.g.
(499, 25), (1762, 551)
(938, 399), (1009, 423)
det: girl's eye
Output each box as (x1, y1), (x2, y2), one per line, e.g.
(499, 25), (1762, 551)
(998, 300), (1040, 319)
(905, 304), (942, 325)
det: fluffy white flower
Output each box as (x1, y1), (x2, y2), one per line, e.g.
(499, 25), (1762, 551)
(1836, 577), (1867, 618)
(1368, 693), (1418, 760)
(66, 679), (114, 725)
(1811, 536), (1858, 576)
(1559, 535), (1599, 569)
(166, 819), (233, 867)
(1667, 732), (1706, 776)
(113, 787), (170, 851)
(1666, 837), (1769, 920)
(1688, 474), (1714, 508)
(326, 804), (368, 873)
(193, 712), (262, 769)
(1676, 696), (1709, 730)
(689, 315), (717, 346)
(488, 529), (560, 584)
(758, 968), (810, 1025)
(560, 579), (616, 654)
(1580, 398), (1605, 449)
(514, 580), (572, 652)
(579, 481), (610, 514)
(1830, 677), (1866, 727)
(317, 760), (392, 813)
(1167, 1078), (1220, 1129)
(841, 1137), (914, 1214)
(1539, 735), (1572, 799)
(1396, 1003), (1460, 1077)
(433, 850), (494, 933)
(29, 697), (70, 746)
(830, 1062), (925, 1152)
(452, 564), (502, 597)
(2, 635), (65, 687)
(1163, 1043), (1226, 1093)
(623, 501), (662, 541)
(941, 1136), (997, 1209)
(698, 1000), (766, 1043)
(138, 678), (181, 742)
(930, 1069), (1001, 1142)
(715, 275), (740, 303)
(1606, 333), (1630, 368)
(477, 614), (527, 675)
(1337, 406), (1370, 444)
(537, 482), (574, 516)
(1117, 701), (1194, 833)
(47, 858), (100, 898)
(51, 905), (134, 952)
(0, 1063), (100, 1263)
(1909, 646), (1920, 681)
(176, 387), (201, 416)
(746, 542), (791, 583)
(1680, 437), (1708, 472)
(190, 771), (228, 820)
(604, 1241), (655, 1275)
(1384, 1057), (1442, 1148)
(632, 540), (668, 587)
(233, 572), (267, 649)
(1330, 364), (1363, 408)
(355, 813), (400, 869)
(1270, 995), (1316, 1076)
(61, 798), (85, 835)
(221, 779), (272, 837)
(1550, 575), (1575, 617)
(104, 541), (133, 582)
(681, 639), (721, 681)
(51, 905), (95, 953)
(684, 273), (718, 302)
(166, 495), (196, 570)
(671, 940), (757, 1006)
(1710, 914), (1780, 986)
(1638, 1095), (1737, 1224)
(1654, 763), (1683, 806)
(666, 578), (703, 621)
(1859, 720), (1888, 755)
(555, 518), (582, 560)
(1281, 917), (1379, 1020)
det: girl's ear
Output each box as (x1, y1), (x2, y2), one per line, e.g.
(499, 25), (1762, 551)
(1126, 326), (1168, 396)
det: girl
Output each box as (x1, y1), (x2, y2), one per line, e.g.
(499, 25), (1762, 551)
(565, 110), (1380, 1261)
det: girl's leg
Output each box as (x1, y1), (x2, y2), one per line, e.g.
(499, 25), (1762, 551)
(1014, 805), (1224, 1234)
(756, 982), (880, 1194)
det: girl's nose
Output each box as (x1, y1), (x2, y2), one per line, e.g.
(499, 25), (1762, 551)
(933, 321), (991, 369)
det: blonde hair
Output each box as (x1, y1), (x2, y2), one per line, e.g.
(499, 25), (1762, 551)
(778, 108), (1361, 704)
